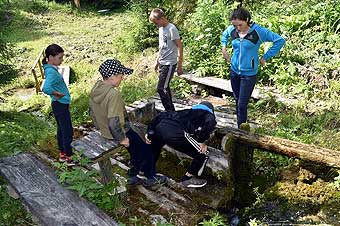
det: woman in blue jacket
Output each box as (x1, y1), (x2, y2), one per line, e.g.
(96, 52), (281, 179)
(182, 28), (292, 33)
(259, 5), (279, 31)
(42, 44), (74, 165)
(221, 7), (285, 128)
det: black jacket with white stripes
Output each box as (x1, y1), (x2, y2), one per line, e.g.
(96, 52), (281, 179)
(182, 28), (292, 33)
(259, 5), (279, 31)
(147, 109), (217, 143)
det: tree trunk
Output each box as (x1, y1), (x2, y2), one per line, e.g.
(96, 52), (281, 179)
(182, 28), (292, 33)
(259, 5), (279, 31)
(217, 126), (340, 168)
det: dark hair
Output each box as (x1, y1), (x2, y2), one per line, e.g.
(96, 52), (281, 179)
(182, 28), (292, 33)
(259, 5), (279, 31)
(230, 7), (252, 24)
(149, 8), (166, 21)
(42, 44), (64, 64)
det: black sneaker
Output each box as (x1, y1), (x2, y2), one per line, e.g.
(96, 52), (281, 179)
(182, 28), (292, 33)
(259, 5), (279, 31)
(143, 175), (168, 187)
(127, 176), (144, 186)
(180, 177), (207, 188)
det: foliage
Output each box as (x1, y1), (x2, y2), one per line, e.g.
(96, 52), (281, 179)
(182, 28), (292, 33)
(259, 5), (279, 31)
(54, 0), (127, 9)
(120, 73), (158, 103)
(0, 111), (53, 158)
(171, 77), (192, 98)
(113, 0), (197, 55)
(0, 5), (16, 85)
(0, 178), (36, 226)
(247, 218), (261, 226)
(199, 212), (228, 226)
(183, 0), (230, 78)
(334, 170), (340, 189)
(55, 152), (122, 213)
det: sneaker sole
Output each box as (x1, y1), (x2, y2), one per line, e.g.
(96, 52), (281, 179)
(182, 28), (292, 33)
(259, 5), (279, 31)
(185, 181), (207, 188)
(136, 174), (147, 180)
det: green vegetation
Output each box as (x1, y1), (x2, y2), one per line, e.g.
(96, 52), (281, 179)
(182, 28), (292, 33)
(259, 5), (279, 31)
(0, 0), (339, 225)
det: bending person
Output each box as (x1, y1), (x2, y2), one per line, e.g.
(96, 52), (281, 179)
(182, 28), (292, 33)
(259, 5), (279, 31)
(146, 101), (217, 188)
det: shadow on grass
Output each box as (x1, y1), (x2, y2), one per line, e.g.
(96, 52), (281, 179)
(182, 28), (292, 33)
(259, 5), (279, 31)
(0, 1), (49, 43)
(0, 110), (53, 158)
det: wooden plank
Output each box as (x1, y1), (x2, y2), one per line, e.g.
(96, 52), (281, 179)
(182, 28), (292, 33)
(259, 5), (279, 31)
(98, 156), (115, 184)
(71, 100), (156, 161)
(0, 153), (119, 226)
(180, 73), (261, 99)
(87, 131), (118, 151)
(151, 96), (240, 128)
(31, 49), (44, 71)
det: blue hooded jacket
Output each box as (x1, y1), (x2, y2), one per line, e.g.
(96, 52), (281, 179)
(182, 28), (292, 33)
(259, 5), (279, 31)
(221, 23), (285, 76)
(42, 64), (71, 104)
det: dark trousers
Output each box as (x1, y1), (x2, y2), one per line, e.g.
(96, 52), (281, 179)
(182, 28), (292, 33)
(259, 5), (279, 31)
(230, 70), (257, 128)
(151, 120), (206, 176)
(157, 64), (176, 111)
(51, 101), (73, 156)
(125, 129), (154, 179)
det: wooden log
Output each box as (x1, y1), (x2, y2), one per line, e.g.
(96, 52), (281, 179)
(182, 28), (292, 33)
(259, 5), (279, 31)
(217, 126), (340, 168)
(98, 156), (115, 184)
(223, 123), (254, 208)
(0, 153), (119, 226)
(163, 145), (230, 174)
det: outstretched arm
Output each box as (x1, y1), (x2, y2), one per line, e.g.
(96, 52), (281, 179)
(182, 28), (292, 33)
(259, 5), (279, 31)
(175, 39), (183, 75)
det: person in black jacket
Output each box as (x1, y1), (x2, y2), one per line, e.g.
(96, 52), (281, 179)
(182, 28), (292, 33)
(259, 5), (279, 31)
(145, 101), (217, 188)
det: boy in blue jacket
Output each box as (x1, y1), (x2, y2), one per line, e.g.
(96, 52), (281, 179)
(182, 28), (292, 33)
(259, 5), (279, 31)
(42, 44), (74, 166)
(221, 7), (285, 128)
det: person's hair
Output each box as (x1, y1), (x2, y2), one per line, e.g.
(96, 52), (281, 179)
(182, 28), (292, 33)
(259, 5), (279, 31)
(42, 44), (64, 64)
(230, 7), (252, 24)
(149, 8), (165, 21)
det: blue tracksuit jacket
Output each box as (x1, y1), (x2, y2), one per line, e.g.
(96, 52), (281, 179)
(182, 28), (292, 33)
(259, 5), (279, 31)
(221, 23), (285, 76)
(42, 64), (71, 104)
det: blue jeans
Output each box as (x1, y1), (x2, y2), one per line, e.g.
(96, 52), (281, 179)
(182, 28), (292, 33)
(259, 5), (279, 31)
(51, 101), (73, 156)
(230, 70), (257, 128)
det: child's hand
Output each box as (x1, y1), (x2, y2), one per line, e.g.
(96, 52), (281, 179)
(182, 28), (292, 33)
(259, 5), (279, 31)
(199, 143), (208, 154)
(120, 137), (130, 147)
(53, 91), (65, 100)
(144, 134), (152, 144)
(154, 61), (159, 71)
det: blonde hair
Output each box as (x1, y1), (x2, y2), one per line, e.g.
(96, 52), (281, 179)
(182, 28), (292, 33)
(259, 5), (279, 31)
(149, 8), (165, 21)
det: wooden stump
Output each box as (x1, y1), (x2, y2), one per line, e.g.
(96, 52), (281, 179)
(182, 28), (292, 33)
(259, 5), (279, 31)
(222, 123), (254, 208)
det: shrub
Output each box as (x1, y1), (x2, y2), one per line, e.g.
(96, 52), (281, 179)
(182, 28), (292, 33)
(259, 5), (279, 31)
(183, 0), (230, 78)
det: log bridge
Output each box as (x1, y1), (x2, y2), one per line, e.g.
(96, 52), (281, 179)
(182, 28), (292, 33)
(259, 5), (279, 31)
(70, 96), (340, 223)
(1, 95), (339, 225)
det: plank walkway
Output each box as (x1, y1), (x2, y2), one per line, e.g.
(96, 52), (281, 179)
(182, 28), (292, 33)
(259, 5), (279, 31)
(180, 73), (299, 105)
(150, 95), (258, 128)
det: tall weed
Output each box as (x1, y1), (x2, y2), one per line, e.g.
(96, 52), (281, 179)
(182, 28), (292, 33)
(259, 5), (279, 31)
(183, 0), (230, 77)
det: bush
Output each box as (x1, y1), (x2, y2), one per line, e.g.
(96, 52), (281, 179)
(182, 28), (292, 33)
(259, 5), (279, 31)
(183, 0), (230, 78)
(0, 39), (16, 85)
(113, 0), (197, 55)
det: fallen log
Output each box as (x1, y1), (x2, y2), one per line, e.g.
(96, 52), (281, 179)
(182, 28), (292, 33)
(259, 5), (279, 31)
(217, 126), (340, 168)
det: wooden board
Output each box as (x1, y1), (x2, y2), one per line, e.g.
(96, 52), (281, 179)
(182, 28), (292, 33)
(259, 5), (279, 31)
(180, 73), (261, 99)
(0, 153), (119, 226)
(179, 73), (300, 105)
(71, 101), (156, 161)
(150, 96), (241, 128)
(71, 130), (119, 161)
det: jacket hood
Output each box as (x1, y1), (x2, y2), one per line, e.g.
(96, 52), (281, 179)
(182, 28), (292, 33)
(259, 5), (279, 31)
(90, 81), (114, 104)
(43, 64), (58, 71)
